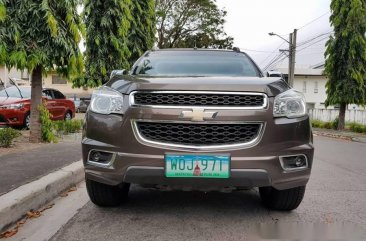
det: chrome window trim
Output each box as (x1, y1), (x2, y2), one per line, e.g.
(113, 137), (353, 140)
(279, 154), (309, 173)
(129, 90), (268, 110)
(131, 119), (265, 151)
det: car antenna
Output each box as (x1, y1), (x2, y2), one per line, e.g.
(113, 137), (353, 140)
(0, 78), (9, 97)
(9, 77), (24, 98)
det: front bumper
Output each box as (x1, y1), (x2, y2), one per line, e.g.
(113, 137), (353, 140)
(82, 145), (312, 190)
(0, 109), (28, 127)
(82, 105), (314, 190)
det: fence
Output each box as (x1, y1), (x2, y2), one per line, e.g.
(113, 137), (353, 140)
(308, 109), (366, 125)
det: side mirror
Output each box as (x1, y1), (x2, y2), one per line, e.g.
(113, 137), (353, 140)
(266, 70), (283, 78)
(110, 69), (128, 79)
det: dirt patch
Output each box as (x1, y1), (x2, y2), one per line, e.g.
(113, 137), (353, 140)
(0, 130), (49, 156)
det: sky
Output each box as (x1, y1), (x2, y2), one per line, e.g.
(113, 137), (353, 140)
(216, 0), (332, 69)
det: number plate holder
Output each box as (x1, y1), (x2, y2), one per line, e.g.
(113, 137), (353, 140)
(165, 153), (230, 179)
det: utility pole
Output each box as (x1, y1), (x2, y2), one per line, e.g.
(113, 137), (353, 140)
(287, 33), (293, 87)
(269, 29), (298, 87)
(289, 29), (297, 87)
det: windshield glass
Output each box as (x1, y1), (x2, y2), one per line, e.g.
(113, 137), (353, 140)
(133, 51), (260, 77)
(0, 86), (31, 98)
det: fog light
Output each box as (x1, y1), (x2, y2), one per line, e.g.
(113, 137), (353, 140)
(88, 150), (115, 165)
(280, 155), (308, 171)
(90, 151), (101, 162)
(295, 156), (306, 167)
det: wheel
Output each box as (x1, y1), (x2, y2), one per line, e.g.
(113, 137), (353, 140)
(86, 178), (130, 207)
(64, 111), (72, 121)
(23, 113), (30, 129)
(259, 186), (306, 211)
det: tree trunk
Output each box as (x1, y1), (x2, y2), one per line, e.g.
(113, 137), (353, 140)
(29, 66), (43, 143)
(337, 103), (347, 130)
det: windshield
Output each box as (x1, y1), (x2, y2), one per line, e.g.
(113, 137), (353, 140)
(0, 86), (31, 98)
(133, 50), (260, 77)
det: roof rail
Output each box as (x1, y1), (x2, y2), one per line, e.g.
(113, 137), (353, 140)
(232, 47), (241, 53)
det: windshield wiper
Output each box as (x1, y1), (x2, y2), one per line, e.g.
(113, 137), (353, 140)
(9, 78), (24, 98)
(0, 78), (9, 97)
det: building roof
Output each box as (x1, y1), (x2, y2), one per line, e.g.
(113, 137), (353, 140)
(276, 67), (324, 76)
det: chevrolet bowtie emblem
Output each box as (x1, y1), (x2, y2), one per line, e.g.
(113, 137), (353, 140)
(179, 108), (218, 122)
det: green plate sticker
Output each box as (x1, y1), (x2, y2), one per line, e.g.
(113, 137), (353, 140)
(165, 154), (230, 178)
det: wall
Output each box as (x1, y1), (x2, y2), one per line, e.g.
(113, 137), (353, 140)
(0, 66), (9, 85)
(309, 109), (366, 125)
(293, 75), (328, 109)
(1, 66), (93, 98)
(43, 73), (93, 98)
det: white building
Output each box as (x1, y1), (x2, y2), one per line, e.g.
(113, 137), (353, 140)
(0, 66), (93, 98)
(275, 64), (365, 110)
(276, 66), (327, 109)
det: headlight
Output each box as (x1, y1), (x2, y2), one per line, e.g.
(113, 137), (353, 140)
(1, 103), (24, 110)
(90, 87), (124, 115)
(273, 89), (306, 118)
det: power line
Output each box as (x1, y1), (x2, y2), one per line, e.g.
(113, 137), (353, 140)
(263, 52), (286, 71)
(240, 48), (275, 53)
(298, 11), (331, 30)
(297, 31), (333, 47)
(267, 54), (288, 71)
(297, 35), (330, 52)
(260, 41), (287, 67)
(270, 55), (288, 70)
(263, 52), (284, 70)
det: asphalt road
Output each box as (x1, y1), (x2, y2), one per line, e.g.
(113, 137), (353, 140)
(21, 136), (366, 240)
(0, 139), (82, 195)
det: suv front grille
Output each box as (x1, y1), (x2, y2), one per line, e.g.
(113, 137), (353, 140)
(131, 91), (266, 108)
(135, 122), (262, 146)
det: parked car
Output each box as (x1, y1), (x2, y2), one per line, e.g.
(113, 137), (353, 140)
(70, 98), (81, 112)
(82, 48), (314, 211)
(0, 85), (75, 129)
(77, 98), (90, 113)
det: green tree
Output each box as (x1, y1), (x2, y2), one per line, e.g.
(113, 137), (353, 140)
(156, 0), (233, 49)
(325, 0), (366, 130)
(0, 0), (84, 142)
(76, 0), (132, 88)
(128, 0), (156, 66)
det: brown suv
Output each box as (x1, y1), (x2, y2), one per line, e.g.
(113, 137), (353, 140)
(82, 48), (314, 211)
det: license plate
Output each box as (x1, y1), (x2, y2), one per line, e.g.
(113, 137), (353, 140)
(165, 154), (230, 178)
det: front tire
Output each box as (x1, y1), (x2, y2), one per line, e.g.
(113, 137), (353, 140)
(86, 178), (130, 207)
(64, 111), (72, 121)
(259, 186), (306, 211)
(23, 113), (30, 130)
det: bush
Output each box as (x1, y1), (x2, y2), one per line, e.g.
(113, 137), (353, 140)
(313, 119), (366, 133)
(54, 119), (83, 135)
(311, 120), (323, 128)
(0, 128), (21, 148)
(39, 103), (57, 143)
(323, 122), (333, 129)
(332, 118), (339, 130)
(349, 122), (366, 133)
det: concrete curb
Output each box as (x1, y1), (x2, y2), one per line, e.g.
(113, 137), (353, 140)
(0, 161), (84, 232)
(313, 130), (366, 144)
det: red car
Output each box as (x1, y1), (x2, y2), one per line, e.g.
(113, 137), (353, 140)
(0, 85), (75, 129)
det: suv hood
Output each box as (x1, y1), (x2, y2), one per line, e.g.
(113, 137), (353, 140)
(107, 76), (290, 97)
